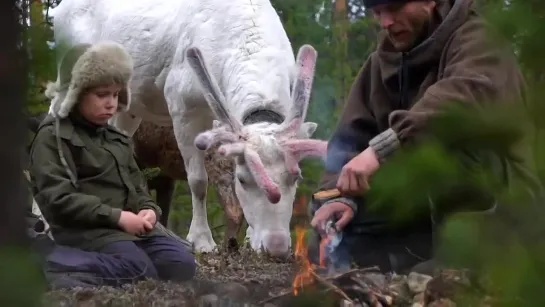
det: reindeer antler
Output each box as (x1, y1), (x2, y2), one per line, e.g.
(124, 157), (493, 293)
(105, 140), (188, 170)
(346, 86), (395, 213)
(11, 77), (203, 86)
(187, 44), (324, 204)
(275, 45), (325, 176)
(281, 139), (328, 175)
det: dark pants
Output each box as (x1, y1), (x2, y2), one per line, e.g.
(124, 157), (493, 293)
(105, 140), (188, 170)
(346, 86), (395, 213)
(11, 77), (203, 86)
(44, 236), (197, 289)
(308, 228), (433, 274)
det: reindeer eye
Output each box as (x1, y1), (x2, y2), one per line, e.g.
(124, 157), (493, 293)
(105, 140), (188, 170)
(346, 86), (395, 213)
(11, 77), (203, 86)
(237, 176), (247, 186)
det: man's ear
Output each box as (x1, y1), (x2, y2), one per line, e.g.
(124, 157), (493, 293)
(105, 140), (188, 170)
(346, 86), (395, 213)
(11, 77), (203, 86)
(298, 122), (318, 138)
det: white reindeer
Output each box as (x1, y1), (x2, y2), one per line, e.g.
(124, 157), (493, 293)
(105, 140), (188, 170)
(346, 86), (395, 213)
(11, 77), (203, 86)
(48, 0), (328, 256)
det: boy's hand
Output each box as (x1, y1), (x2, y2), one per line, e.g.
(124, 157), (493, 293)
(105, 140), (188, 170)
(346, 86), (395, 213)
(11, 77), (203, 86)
(138, 209), (157, 231)
(118, 211), (153, 235)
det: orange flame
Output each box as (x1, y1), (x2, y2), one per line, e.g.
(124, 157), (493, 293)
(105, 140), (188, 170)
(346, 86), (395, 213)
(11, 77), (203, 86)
(293, 226), (315, 295)
(292, 195), (314, 295)
(319, 236), (331, 268)
(292, 195), (332, 295)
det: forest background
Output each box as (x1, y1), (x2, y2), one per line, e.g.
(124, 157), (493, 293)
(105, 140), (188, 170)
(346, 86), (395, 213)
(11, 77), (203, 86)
(18, 2), (545, 304)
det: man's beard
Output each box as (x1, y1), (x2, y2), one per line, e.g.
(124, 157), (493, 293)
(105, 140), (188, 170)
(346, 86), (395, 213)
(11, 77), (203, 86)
(390, 13), (435, 52)
(412, 15), (435, 48)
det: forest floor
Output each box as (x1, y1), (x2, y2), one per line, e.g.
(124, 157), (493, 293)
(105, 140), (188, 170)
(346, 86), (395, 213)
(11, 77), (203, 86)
(42, 245), (485, 307)
(43, 246), (299, 307)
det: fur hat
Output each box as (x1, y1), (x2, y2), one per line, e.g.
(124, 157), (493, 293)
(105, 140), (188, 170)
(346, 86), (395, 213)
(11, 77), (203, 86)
(46, 41), (134, 118)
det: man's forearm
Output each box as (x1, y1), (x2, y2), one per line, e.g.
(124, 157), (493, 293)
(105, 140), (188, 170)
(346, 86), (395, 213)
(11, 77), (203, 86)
(313, 123), (376, 215)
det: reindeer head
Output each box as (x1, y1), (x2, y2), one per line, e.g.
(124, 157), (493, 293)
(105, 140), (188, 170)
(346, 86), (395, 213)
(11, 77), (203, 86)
(186, 45), (327, 257)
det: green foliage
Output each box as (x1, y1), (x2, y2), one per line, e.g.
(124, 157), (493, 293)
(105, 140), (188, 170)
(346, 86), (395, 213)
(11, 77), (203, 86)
(481, 0), (545, 82)
(359, 97), (545, 304)
(142, 167), (161, 180)
(0, 247), (46, 306)
(479, 0), (545, 183)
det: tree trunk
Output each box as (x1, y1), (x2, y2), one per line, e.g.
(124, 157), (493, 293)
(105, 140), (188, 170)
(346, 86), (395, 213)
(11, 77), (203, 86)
(0, 1), (45, 305)
(333, 0), (349, 101)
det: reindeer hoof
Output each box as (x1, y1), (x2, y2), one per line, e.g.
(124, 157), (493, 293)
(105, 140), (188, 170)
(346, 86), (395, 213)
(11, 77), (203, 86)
(187, 230), (218, 253)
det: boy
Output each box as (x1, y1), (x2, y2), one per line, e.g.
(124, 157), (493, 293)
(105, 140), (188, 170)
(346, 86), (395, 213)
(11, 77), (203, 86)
(29, 41), (196, 289)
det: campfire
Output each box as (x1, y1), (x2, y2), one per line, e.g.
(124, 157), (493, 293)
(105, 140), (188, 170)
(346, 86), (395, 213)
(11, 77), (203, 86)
(290, 195), (370, 303)
(291, 215), (373, 304)
(291, 194), (353, 295)
(259, 194), (480, 307)
(281, 216), (395, 306)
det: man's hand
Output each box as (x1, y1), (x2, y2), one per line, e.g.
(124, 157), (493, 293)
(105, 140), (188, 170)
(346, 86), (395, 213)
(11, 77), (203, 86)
(336, 147), (380, 196)
(311, 202), (355, 234)
(138, 209), (157, 231)
(118, 211), (153, 236)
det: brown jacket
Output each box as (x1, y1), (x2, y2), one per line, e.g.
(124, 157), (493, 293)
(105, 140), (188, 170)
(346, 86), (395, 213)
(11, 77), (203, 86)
(313, 0), (525, 229)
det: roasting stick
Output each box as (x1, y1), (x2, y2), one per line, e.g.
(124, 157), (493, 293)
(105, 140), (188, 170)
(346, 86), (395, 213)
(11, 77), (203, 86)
(313, 188), (342, 200)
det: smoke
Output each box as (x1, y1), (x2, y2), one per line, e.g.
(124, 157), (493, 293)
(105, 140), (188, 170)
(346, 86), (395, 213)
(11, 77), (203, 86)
(322, 223), (352, 276)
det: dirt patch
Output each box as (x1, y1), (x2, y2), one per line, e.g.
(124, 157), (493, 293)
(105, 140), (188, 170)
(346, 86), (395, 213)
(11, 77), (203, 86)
(43, 246), (299, 307)
(196, 245), (298, 298)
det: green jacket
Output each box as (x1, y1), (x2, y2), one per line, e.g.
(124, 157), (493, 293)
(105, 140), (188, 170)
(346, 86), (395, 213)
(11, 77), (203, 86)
(28, 112), (164, 251)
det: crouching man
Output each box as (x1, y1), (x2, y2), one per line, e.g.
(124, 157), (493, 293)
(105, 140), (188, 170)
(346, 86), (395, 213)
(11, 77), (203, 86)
(28, 41), (196, 289)
(309, 0), (526, 273)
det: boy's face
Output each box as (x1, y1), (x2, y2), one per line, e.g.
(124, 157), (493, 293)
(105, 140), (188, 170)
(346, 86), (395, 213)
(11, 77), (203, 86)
(78, 84), (122, 125)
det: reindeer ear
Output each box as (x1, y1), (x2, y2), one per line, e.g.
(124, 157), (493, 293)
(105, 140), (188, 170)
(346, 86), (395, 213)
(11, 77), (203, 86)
(290, 45), (317, 119)
(186, 47), (242, 132)
(276, 45), (318, 137)
(298, 122), (318, 138)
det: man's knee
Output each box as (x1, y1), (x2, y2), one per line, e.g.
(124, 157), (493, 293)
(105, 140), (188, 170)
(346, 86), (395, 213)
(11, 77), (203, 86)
(139, 236), (197, 282)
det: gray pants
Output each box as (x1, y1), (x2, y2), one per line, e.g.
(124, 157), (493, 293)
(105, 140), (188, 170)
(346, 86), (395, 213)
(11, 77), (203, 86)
(43, 236), (197, 289)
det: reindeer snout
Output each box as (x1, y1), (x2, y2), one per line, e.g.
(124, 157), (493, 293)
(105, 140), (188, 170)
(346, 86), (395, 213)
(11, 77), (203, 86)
(194, 133), (210, 150)
(262, 231), (290, 257)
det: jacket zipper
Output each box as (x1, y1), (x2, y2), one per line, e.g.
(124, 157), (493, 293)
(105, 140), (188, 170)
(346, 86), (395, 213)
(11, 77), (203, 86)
(399, 52), (408, 109)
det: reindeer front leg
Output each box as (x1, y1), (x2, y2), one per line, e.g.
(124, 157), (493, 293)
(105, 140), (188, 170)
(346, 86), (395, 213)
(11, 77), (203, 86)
(171, 110), (217, 253)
